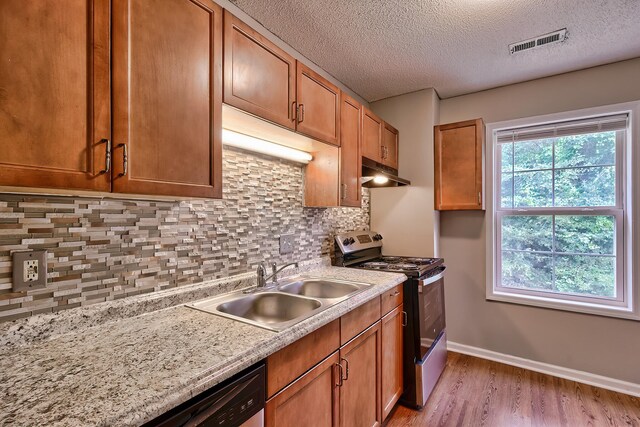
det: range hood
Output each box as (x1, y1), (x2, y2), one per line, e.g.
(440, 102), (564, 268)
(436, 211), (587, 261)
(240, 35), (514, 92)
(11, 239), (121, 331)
(361, 158), (410, 187)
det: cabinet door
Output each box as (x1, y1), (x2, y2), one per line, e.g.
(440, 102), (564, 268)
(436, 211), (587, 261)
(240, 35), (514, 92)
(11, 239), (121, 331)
(339, 94), (361, 207)
(381, 122), (399, 170)
(296, 62), (340, 146)
(381, 305), (404, 420)
(223, 12), (296, 130)
(266, 351), (340, 427)
(361, 108), (382, 163)
(112, 0), (222, 198)
(0, 0), (110, 192)
(339, 322), (382, 427)
(434, 118), (485, 210)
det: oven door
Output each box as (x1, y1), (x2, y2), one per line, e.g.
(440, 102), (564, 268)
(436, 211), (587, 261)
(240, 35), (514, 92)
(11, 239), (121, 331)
(417, 267), (446, 360)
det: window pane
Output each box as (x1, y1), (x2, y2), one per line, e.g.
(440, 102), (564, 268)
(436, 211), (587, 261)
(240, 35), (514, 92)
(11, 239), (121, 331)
(555, 215), (615, 255)
(501, 251), (553, 290)
(514, 170), (552, 207)
(513, 138), (553, 171)
(555, 255), (615, 298)
(502, 215), (552, 252)
(500, 143), (513, 172)
(501, 174), (513, 208)
(555, 131), (616, 168)
(554, 166), (615, 207)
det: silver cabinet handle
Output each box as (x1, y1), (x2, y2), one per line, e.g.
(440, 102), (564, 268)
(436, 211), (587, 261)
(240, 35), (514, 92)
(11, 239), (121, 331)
(118, 143), (128, 177)
(297, 104), (305, 123)
(391, 290), (400, 297)
(335, 362), (344, 387)
(402, 311), (408, 327)
(341, 183), (347, 200)
(99, 139), (111, 174)
(340, 357), (349, 381)
(291, 101), (297, 122)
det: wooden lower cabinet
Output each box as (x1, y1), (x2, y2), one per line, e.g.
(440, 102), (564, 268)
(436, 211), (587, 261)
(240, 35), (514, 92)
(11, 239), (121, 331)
(266, 351), (340, 427)
(381, 305), (404, 420)
(266, 292), (405, 427)
(339, 322), (382, 427)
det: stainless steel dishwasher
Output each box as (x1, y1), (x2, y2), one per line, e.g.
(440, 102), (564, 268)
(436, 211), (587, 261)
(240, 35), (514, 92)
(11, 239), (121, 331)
(143, 362), (265, 427)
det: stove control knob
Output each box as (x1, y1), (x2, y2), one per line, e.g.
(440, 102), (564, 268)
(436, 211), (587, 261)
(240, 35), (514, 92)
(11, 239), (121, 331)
(348, 237), (356, 245)
(373, 234), (383, 241)
(343, 238), (353, 246)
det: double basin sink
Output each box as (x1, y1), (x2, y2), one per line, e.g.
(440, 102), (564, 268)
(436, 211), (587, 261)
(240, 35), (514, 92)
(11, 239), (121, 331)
(188, 277), (371, 331)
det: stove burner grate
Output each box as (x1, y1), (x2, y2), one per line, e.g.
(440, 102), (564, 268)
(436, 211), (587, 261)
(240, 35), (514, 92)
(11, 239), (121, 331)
(362, 262), (389, 268)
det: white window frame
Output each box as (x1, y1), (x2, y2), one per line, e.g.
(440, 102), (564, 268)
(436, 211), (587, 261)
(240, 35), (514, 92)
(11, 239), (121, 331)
(486, 101), (639, 320)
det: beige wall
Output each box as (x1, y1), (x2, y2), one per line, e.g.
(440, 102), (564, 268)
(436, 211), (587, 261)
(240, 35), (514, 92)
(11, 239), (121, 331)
(369, 89), (440, 257)
(439, 58), (640, 383)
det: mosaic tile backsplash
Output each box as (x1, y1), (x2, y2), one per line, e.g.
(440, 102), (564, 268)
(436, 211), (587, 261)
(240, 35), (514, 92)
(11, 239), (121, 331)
(0, 147), (370, 323)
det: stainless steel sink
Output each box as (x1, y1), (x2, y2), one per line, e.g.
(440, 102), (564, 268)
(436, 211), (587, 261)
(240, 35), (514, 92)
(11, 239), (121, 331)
(217, 292), (321, 325)
(278, 279), (368, 299)
(188, 276), (371, 332)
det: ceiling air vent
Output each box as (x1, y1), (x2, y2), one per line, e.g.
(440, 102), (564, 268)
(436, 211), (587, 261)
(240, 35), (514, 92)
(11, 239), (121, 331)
(509, 28), (568, 55)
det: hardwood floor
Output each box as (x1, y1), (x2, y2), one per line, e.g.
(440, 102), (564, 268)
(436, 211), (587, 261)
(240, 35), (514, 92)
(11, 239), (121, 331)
(386, 352), (640, 427)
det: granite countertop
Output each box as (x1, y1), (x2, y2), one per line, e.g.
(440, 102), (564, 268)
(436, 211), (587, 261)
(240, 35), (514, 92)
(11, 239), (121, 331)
(0, 260), (406, 426)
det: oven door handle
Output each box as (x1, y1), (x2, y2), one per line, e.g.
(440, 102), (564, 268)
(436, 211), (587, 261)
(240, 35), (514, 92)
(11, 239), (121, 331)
(420, 267), (446, 286)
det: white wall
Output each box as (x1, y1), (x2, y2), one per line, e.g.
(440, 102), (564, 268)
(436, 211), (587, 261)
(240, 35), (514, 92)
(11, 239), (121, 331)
(369, 89), (440, 257)
(439, 57), (640, 383)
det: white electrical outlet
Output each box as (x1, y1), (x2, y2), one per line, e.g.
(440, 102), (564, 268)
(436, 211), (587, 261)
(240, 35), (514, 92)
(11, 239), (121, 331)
(12, 250), (47, 291)
(279, 234), (295, 255)
(24, 259), (39, 282)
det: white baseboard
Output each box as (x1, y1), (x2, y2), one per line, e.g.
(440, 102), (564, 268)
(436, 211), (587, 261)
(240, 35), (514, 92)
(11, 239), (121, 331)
(447, 341), (640, 397)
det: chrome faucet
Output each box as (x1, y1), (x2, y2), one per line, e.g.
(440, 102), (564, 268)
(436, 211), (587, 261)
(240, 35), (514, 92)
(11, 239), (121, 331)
(257, 261), (299, 289)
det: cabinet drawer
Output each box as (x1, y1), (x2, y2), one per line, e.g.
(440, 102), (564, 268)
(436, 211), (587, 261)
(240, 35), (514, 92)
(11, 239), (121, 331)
(267, 319), (340, 397)
(340, 298), (381, 346)
(381, 284), (403, 316)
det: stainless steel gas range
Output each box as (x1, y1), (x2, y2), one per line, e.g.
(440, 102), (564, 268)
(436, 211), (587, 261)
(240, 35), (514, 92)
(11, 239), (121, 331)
(334, 230), (447, 409)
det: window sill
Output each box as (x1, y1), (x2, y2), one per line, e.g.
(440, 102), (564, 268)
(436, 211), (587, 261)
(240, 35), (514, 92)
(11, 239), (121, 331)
(487, 290), (640, 321)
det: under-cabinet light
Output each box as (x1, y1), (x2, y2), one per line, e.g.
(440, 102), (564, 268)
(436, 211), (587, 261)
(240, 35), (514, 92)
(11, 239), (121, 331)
(372, 175), (389, 185)
(222, 129), (313, 164)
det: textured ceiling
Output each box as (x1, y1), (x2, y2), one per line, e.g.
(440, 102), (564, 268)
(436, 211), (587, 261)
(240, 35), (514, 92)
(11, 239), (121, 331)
(229, 0), (640, 101)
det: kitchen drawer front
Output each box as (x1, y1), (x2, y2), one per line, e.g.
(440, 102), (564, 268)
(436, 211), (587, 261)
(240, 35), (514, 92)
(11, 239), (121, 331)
(380, 284), (403, 316)
(267, 319), (340, 398)
(340, 298), (381, 346)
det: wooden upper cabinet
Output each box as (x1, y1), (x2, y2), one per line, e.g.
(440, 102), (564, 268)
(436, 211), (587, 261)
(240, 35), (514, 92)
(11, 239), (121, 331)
(381, 305), (404, 420)
(339, 94), (361, 207)
(340, 322), (382, 427)
(223, 11), (296, 130)
(361, 108), (383, 163)
(434, 118), (485, 210)
(381, 122), (399, 170)
(296, 62), (340, 146)
(0, 0), (111, 192)
(112, 0), (223, 198)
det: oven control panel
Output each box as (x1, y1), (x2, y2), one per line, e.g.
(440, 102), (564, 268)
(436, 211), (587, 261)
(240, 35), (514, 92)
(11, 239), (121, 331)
(335, 231), (382, 254)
